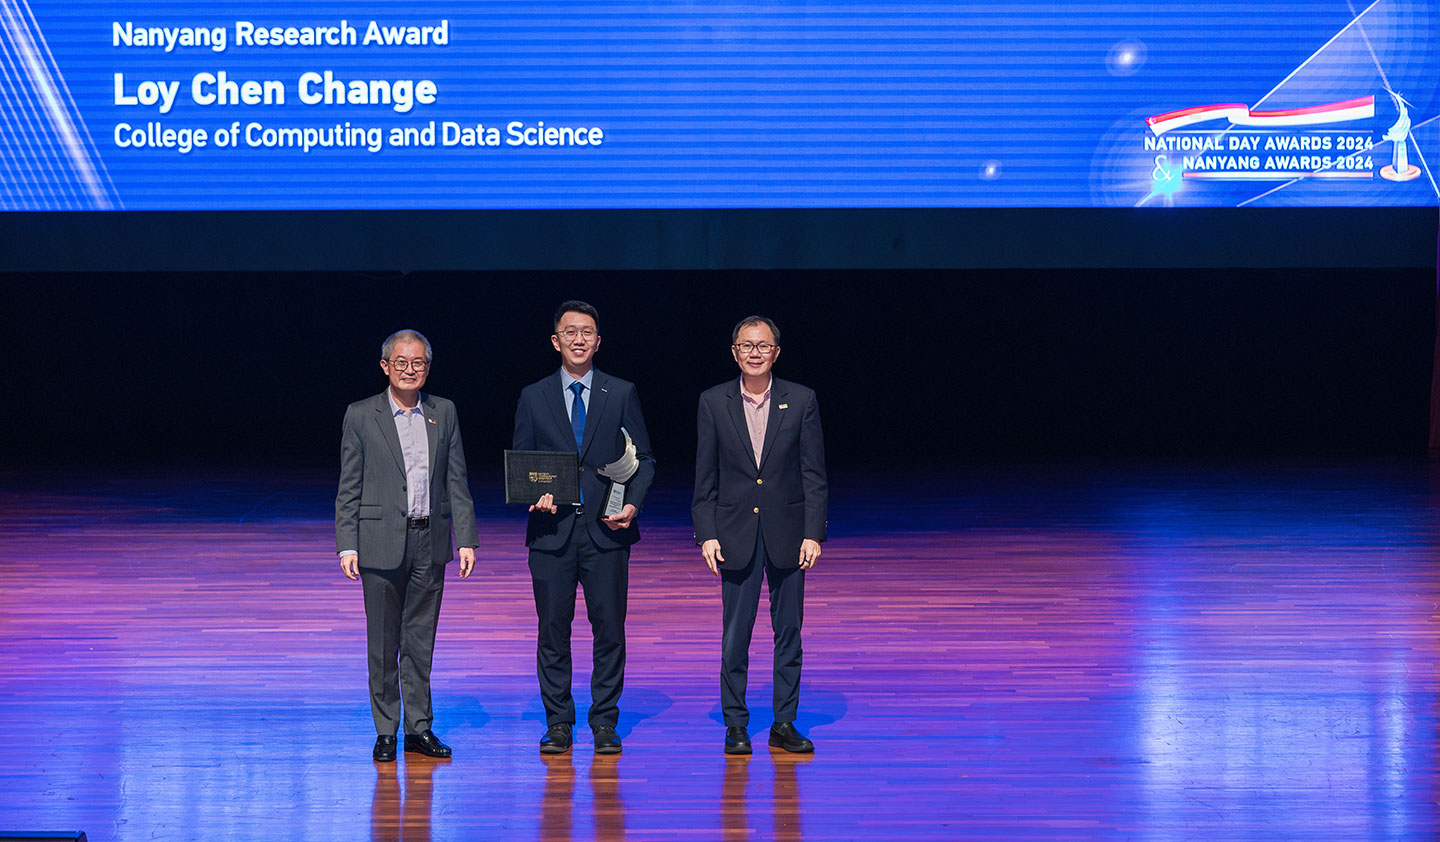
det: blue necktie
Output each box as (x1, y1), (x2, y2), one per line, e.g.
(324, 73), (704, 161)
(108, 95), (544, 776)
(569, 381), (586, 449)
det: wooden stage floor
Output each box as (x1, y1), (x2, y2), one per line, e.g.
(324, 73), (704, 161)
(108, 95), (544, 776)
(0, 462), (1437, 841)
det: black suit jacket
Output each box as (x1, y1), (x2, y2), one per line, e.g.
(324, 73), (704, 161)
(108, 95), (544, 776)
(692, 377), (827, 570)
(335, 391), (479, 568)
(513, 368), (655, 552)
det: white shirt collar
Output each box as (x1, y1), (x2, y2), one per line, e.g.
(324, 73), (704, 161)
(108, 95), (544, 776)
(563, 368), (595, 391)
(387, 389), (425, 416)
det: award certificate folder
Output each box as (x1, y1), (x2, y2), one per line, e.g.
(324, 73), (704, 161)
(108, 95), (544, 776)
(504, 450), (580, 506)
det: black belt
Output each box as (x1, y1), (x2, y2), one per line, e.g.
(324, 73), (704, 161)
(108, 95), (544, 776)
(407, 516), (430, 529)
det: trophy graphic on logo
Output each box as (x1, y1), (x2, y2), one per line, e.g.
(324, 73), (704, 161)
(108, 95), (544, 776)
(1381, 90), (1421, 182)
(597, 427), (639, 517)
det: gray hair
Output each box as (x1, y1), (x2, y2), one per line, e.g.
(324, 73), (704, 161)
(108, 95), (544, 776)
(381, 329), (433, 362)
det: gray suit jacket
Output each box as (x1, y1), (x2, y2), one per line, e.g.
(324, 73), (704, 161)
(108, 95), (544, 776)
(335, 391), (479, 568)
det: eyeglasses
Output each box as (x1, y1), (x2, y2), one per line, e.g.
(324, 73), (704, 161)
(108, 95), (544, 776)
(733, 342), (777, 355)
(556, 328), (597, 340)
(385, 358), (429, 372)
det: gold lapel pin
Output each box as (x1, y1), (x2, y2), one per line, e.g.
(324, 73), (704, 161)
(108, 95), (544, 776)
(779, 403), (789, 409)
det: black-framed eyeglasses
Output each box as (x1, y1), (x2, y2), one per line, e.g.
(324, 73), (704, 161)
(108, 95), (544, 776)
(733, 342), (777, 355)
(385, 358), (429, 372)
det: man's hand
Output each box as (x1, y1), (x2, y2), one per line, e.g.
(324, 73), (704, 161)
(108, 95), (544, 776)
(798, 539), (821, 570)
(529, 493), (559, 514)
(602, 503), (638, 530)
(701, 539), (724, 577)
(458, 547), (476, 578)
(340, 554), (360, 580)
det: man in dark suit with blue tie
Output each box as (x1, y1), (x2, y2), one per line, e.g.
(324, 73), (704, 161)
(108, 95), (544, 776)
(692, 315), (827, 755)
(513, 300), (655, 755)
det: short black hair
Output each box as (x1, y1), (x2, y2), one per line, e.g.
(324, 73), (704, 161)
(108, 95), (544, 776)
(731, 315), (780, 346)
(554, 300), (600, 332)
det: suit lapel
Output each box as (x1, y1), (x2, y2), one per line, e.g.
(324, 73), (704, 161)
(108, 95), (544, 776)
(580, 370), (611, 460)
(422, 394), (439, 477)
(544, 370), (572, 447)
(371, 391), (406, 475)
(757, 379), (786, 472)
(724, 380), (750, 465)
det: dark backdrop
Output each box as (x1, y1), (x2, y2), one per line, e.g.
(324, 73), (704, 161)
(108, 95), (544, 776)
(5, 266), (1433, 475)
(3, 208), (1434, 273)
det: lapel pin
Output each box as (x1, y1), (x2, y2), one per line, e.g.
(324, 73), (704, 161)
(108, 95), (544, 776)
(428, 418), (437, 424)
(779, 403), (788, 409)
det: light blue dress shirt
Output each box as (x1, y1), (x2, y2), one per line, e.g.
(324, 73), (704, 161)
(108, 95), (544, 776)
(561, 368), (594, 423)
(387, 390), (431, 518)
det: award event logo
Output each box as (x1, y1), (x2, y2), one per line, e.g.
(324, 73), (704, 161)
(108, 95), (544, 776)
(1141, 88), (1420, 203)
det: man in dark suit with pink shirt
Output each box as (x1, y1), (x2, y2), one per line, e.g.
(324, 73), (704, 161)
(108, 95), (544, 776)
(692, 315), (828, 755)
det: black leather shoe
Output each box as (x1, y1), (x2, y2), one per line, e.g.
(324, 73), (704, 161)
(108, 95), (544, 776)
(725, 726), (752, 755)
(592, 724), (623, 755)
(540, 723), (573, 754)
(373, 734), (397, 762)
(768, 722), (814, 753)
(404, 730), (452, 758)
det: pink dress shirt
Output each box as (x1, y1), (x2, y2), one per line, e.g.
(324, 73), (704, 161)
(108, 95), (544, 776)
(740, 377), (772, 467)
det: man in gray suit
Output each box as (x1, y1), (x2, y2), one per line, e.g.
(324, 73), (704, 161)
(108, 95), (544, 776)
(336, 329), (478, 762)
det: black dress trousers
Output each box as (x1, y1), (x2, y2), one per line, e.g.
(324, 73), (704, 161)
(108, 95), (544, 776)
(720, 527), (805, 728)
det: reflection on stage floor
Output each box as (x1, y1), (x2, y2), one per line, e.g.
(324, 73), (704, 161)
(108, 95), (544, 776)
(0, 463), (1437, 840)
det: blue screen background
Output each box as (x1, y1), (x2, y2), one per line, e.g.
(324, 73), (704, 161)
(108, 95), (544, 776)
(4, 1), (1437, 210)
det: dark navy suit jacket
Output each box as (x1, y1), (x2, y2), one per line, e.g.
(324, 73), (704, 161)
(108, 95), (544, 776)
(513, 368), (655, 552)
(692, 377), (827, 571)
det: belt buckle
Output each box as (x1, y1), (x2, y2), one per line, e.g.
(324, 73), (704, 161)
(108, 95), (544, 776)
(408, 516), (430, 529)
